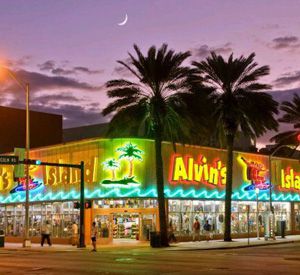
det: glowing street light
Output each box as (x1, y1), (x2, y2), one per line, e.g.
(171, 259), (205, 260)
(0, 67), (31, 247)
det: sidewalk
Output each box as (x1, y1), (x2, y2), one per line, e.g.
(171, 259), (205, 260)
(167, 235), (300, 251)
(1, 235), (300, 252)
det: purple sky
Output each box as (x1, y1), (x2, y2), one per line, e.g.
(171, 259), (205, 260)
(0, 0), (300, 146)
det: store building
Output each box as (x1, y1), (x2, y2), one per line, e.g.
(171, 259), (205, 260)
(0, 138), (300, 245)
(0, 106), (62, 153)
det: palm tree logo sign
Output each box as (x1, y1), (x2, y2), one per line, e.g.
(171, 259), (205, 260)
(102, 159), (120, 181)
(102, 142), (143, 186)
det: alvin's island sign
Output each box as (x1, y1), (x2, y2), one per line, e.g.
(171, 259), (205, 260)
(1, 139), (300, 203)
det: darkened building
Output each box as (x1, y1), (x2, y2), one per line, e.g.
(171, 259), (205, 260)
(0, 106), (62, 153)
(63, 123), (108, 142)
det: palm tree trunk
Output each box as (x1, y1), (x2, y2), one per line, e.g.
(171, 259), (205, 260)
(154, 131), (169, 247)
(129, 159), (133, 177)
(224, 134), (234, 242)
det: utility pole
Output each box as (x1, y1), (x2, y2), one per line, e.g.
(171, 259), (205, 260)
(79, 161), (86, 248)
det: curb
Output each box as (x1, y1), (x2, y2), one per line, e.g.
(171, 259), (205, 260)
(1, 239), (300, 253)
(165, 239), (300, 251)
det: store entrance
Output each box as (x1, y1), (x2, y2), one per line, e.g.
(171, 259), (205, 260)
(92, 208), (158, 244)
(113, 213), (139, 240)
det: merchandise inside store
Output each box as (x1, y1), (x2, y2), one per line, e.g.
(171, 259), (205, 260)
(1, 199), (299, 243)
(168, 200), (292, 237)
(92, 199), (158, 242)
(0, 202), (79, 238)
(113, 213), (139, 239)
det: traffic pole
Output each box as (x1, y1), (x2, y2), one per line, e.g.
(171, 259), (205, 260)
(78, 161), (86, 248)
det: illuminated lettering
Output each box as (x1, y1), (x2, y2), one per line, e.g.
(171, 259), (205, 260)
(0, 167), (13, 191)
(169, 154), (226, 187)
(173, 156), (188, 181)
(42, 157), (99, 186)
(281, 168), (300, 191)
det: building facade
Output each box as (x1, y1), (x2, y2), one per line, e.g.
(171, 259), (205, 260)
(0, 138), (299, 245)
(0, 106), (62, 153)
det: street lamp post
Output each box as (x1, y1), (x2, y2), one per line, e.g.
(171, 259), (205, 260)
(255, 187), (260, 240)
(24, 82), (30, 247)
(2, 68), (31, 247)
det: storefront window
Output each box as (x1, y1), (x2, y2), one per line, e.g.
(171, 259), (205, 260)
(0, 205), (5, 231)
(294, 203), (300, 231)
(1, 202), (79, 238)
(273, 202), (291, 232)
(94, 199), (158, 209)
(168, 200), (292, 238)
(168, 200), (226, 237)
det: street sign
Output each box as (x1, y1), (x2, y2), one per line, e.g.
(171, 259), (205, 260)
(14, 148), (25, 177)
(0, 155), (19, 164)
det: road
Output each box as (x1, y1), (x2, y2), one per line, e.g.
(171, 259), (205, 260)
(0, 243), (300, 274)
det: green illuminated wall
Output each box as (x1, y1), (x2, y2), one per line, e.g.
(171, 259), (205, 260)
(0, 138), (300, 204)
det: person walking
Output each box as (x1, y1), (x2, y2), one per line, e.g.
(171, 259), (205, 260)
(41, 220), (52, 247)
(203, 220), (212, 241)
(71, 221), (78, 246)
(192, 217), (200, 241)
(91, 221), (98, 252)
(168, 221), (177, 243)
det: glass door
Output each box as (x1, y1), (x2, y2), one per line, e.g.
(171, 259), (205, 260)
(94, 214), (113, 244)
(140, 214), (156, 241)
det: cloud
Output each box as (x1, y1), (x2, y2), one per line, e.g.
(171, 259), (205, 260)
(30, 103), (107, 128)
(1, 90), (106, 128)
(192, 43), (233, 59)
(38, 60), (104, 76)
(3, 56), (33, 68)
(38, 60), (56, 71)
(267, 88), (300, 103)
(257, 88), (300, 146)
(0, 69), (101, 96)
(113, 65), (132, 77)
(73, 66), (104, 75)
(273, 71), (300, 87)
(0, 64), (107, 128)
(261, 24), (280, 30)
(113, 57), (133, 77)
(32, 93), (81, 105)
(269, 36), (300, 50)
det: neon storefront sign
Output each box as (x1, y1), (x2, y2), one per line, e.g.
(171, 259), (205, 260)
(237, 156), (270, 191)
(281, 168), (300, 191)
(101, 142), (143, 186)
(169, 154), (226, 187)
(10, 177), (44, 194)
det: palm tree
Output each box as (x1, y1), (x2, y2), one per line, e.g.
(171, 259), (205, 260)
(103, 158), (120, 180)
(271, 93), (300, 149)
(180, 73), (219, 147)
(102, 44), (192, 246)
(193, 52), (278, 241)
(117, 142), (143, 177)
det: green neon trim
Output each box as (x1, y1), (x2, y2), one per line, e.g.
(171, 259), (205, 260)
(1, 186), (300, 204)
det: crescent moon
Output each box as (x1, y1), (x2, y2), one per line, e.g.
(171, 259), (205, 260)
(118, 14), (128, 26)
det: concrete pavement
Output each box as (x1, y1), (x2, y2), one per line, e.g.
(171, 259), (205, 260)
(1, 235), (300, 252)
(167, 234), (300, 251)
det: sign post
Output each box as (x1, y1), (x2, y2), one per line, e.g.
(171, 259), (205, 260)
(79, 161), (85, 248)
(246, 205), (250, 245)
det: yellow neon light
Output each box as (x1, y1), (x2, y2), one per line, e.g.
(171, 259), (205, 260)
(281, 168), (300, 190)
